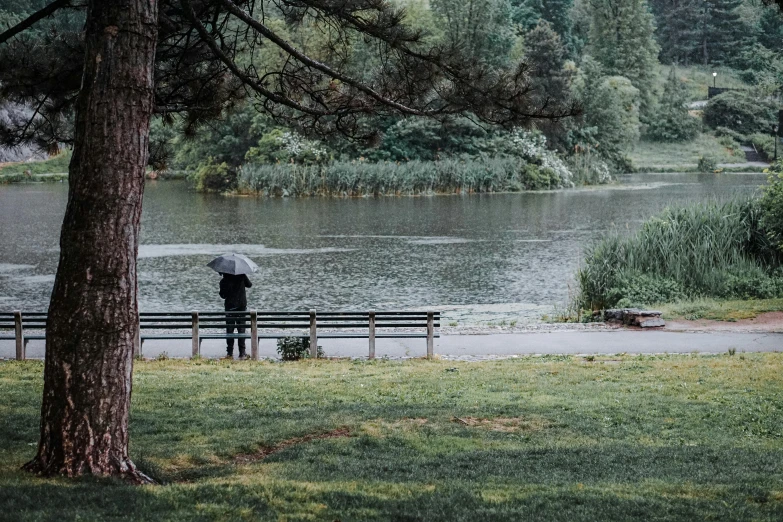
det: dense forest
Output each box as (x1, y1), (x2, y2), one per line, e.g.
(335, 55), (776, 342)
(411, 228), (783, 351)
(2, 0), (782, 194)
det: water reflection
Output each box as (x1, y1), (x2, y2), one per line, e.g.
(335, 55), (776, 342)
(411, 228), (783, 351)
(0, 173), (766, 312)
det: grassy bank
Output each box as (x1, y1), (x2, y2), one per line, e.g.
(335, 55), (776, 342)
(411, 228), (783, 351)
(2, 356), (782, 520)
(0, 151), (71, 178)
(235, 155), (608, 197)
(657, 297), (783, 321)
(577, 200), (783, 310)
(629, 133), (744, 171)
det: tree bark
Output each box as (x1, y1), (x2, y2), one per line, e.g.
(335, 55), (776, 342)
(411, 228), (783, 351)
(23, 0), (158, 483)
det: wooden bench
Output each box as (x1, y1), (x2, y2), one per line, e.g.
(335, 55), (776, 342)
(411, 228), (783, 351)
(1, 309), (440, 360)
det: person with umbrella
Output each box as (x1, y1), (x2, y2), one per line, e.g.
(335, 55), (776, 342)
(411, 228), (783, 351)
(207, 253), (258, 360)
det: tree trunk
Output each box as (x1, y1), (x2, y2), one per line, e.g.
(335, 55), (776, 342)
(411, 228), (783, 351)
(23, 0), (158, 482)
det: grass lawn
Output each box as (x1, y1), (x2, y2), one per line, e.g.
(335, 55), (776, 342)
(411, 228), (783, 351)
(655, 65), (751, 103)
(0, 151), (71, 178)
(658, 298), (783, 321)
(630, 133), (744, 170)
(1, 356), (782, 521)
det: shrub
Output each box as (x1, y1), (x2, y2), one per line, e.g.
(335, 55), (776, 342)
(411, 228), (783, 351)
(645, 69), (700, 142)
(577, 200), (783, 309)
(188, 158), (236, 192)
(697, 156), (718, 172)
(748, 133), (776, 161)
(761, 169), (783, 252)
(276, 337), (324, 361)
(606, 272), (686, 308)
(703, 91), (777, 136)
(238, 155), (578, 197)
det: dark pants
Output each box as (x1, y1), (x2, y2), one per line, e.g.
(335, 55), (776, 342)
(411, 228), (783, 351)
(225, 309), (247, 355)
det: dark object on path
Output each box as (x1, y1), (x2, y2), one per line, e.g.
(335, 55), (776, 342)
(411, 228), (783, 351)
(207, 253), (258, 275)
(219, 272), (253, 358)
(602, 309), (665, 328)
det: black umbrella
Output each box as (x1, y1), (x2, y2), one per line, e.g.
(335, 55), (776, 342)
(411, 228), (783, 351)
(206, 253), (259, 275)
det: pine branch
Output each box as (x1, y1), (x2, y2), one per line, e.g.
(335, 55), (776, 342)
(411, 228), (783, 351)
(0, 0), (72, 45)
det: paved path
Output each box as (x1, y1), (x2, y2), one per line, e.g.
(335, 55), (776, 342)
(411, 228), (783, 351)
(3, 330), (781, 360)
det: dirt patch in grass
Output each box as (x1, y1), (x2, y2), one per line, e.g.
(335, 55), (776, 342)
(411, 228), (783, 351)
(451, 416), (552, 433)
(667, 312), (783, 333)
(234, 427), (351, 464)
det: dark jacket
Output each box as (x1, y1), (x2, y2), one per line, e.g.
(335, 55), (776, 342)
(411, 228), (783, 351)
(219, 274), (252, 310)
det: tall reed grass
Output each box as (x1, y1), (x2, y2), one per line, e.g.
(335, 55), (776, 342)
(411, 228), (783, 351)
(238, 156), (566, 197)
(577, 200), (783, 309)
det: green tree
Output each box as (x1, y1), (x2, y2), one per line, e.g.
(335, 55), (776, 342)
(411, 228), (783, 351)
(650, 0), (702, 65)
(2, 0), (568, 482)
(525, 20), (573, 145)
(646, 68), (700, 142)
(588, 0), (659, 117)
(699, 0), (749, 65)
(703, 90), (777, 135)
(573, 56), (640, 166)
(758, 5), (783, 53)
(431, 0), (517, 67)
(510, 0), (575, 54)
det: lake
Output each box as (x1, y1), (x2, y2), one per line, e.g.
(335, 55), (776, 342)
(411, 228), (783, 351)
(0, 173), (768, 322)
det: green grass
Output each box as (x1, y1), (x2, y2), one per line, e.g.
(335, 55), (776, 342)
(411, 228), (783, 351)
(630, 133), (744, 170)
(237, 156), (583, 197)
(577, 200), (783, 310)
(2, 356), (783, 520)
(658, 297), (783, 321)
(0, 151), (71, 177)
(655, 65), (751, 103)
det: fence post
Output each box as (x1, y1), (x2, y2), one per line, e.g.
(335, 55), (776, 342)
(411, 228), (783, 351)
(192, 311), (200, 358)
(368, 309), (376, 360)
(309, 309), (318, 359)
(426, 311), (434, 360)
(14, 311), (24, 361)
(250, 310), (258, 360)
(133, 317), (141, 358)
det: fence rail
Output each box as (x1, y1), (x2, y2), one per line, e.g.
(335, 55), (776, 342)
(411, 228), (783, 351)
(0, 309), (441, 361)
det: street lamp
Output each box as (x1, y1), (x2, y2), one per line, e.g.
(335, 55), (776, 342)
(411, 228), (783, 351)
(773, 124), (779, 162)
(712, 72), (717, 88)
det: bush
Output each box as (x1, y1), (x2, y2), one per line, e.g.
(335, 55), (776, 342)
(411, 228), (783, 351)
(697, 155), (718, 172)
(703, 91), (777, 136)
(239, 155), (576, 197)
(276, 337), (324, 361)
(188, 158), (237, 192)
(645, 69), (700, 142)
(577, 200), (783, 309)
(761, 169), (783, 252)
(748, 133), (776, 161)
(606, 272), (686, 308)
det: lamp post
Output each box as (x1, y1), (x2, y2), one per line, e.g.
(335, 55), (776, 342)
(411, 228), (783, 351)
(774, 124), (779, 162)
(712, 72), (717, 88)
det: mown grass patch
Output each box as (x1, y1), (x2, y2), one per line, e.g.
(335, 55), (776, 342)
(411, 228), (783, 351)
(0, 151), (71, 177)
(630, 133), (743, 170)
(1, 356), (782, 520)
(655, 65), (751, 103)
(658, 297), (783, 321)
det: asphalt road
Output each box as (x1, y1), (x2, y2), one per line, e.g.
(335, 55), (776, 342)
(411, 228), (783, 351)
(3, 330), (781, 360)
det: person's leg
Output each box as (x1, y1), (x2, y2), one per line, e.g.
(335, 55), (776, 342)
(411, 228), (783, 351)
(237, 312), (247, 358)
(226, 315), (235, 357)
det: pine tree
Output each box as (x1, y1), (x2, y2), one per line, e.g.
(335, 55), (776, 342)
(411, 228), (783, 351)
(651, 0), (702, 65)
(510, 0), (575, 54)
(646, 68), (700, 141)
(758, 6), (783, 53)
(432, 0), (517, 67)
(574, 56), (641, 165)
(699, 0), (748, 65)
(525, 20), (571, 106)
(525, 20), (573, 144)
(588, 0), (659, 117)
